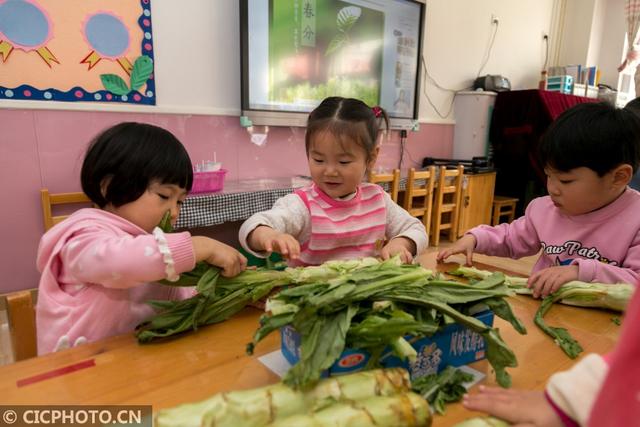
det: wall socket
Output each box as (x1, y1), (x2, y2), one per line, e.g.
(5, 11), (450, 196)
(491, 14), (499, 24)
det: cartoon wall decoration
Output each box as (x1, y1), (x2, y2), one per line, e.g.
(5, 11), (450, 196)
(0, 0), (155, 105)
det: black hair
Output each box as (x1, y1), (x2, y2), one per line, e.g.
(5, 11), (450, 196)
(624, 96), (640, 117)
(305, 96), (389, 162)
(538, 102), (640, 176)
(81, 122), (193, 208)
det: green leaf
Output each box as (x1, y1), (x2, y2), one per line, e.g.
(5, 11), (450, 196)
(412, 366), (474, 415)
(100, 74), (130, 95)
(130, 55), (154, 91)
(534, 295), (583, 358)
(336, 7), (360, 32)
(325, 32), (347, 56)
(157, 211), (173, 233)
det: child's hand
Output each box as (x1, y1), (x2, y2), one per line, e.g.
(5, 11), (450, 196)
(527, 265), (579, 298)
(436, 234), (476, 265)
(463, 386), (563, 427)
(248, 226), (300, 260)
(380, 237), (415, 263)
(192, 237), (247, 277)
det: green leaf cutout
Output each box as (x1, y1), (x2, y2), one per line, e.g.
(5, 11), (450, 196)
(130, 56), (154, 91)
(325, 32), (347, 56)
(100, 74), (130, 96)
(337, 9), (359, 33)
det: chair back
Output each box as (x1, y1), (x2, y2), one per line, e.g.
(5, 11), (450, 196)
(403, 167), (436, 233)
(1, 289), (37, 361)
(41, 189), (91, 231)
(431, 165), (464, 246)
(368, 169), (401, 203)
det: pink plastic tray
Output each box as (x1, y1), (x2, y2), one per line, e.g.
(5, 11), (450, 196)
(191, 169), (227, 193)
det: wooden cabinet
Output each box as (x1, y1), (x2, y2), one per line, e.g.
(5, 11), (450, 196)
(457, 172), (496, 237)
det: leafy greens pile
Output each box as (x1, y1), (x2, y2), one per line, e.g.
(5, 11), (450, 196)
(248, 257), (525, 389)
(450, 265), (632, 359)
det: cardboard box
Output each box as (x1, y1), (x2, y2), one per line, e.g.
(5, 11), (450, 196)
(280, 310), (494, 379)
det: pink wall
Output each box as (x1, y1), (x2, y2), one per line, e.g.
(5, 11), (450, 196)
(0, 108), (453, 293)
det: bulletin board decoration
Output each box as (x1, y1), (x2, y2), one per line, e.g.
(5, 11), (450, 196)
(0, 0), (156, 105)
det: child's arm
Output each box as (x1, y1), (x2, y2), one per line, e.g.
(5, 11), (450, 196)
(383, 193), (428, 262)
(60, 228), (245, 288)
(59, 227), (195, 288)
(544, 354), (608, 426)
(246, 226), (301, 260)
(191, 236), (247, 277)
(462, 386), (564, 427)
(436, 234), (477, 265)
(239, 194), (309, 259)
(440, 200), (543, 264)
(463, 354), (607, 426)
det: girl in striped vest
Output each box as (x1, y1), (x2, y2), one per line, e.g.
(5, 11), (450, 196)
(240, 97), (427, 266)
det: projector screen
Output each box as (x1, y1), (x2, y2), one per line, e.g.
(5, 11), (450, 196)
(240, 0), (425, 128)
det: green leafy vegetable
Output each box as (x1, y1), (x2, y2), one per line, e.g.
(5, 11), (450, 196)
(250, 258), (522, 389)
(451, 264), (633, 359)
(412, 366), (474, 415)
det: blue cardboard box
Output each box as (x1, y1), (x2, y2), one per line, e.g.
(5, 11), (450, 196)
(280, 310), (494, 379)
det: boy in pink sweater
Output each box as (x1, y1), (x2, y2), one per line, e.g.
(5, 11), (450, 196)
(438, 102), (640, 297)
(239, 97), (427, 266)
(36, 123), (247, 354)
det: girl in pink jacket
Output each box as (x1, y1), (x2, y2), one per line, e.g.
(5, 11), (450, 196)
(36, 122), (247, 355)
(438, 102), (640, 298)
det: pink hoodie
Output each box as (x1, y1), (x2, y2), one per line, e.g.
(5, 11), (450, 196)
(36, 208), (195, 355)
(469, 189), (640, 284)
(588, 285), (640, 425)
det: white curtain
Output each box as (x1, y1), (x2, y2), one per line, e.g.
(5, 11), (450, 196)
(619, 0), (640, 96)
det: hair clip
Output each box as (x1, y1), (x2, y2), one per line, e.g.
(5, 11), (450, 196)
(372, 106), (382, 118)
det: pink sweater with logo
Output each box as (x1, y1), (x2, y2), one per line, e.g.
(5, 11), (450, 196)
(468, 189), (640, 284)
(36, 208), (195, 355)
(293, 183), (387, 265)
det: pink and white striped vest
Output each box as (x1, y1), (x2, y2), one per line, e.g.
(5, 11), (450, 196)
(293, 183), (387, 266)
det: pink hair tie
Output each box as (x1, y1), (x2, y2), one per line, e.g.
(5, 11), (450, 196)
(372, 106), (382, 118)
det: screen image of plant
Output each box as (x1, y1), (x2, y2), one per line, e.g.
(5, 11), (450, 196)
(269, 0), (384, 107)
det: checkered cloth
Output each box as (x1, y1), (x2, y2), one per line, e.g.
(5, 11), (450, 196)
(175, 188), (295, 229)
(176, 177), (427, 229)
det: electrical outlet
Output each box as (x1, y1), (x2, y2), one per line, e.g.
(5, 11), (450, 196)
(491, 14), (499, 25)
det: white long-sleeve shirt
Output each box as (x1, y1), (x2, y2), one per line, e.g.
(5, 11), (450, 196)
(239, 186), (428, 261)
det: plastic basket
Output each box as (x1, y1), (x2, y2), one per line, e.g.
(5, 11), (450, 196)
(191, 169), (227, 194)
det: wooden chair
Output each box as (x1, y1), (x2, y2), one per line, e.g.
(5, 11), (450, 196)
(368, 169), (401, 203)
(431, 165), (464, 246)
(41, 189), (91, 231)
(403, 167), (436, 232)
(492, 195), (519, 225)
(1, 289), (37, 361)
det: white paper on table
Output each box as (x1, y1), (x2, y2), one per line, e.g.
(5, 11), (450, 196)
(258, 350), (292, 378)
(457, 364), (486, 390)
(258, 349), (486, 389)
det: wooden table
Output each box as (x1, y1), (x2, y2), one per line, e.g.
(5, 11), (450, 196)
(0, 254), (621, 426)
